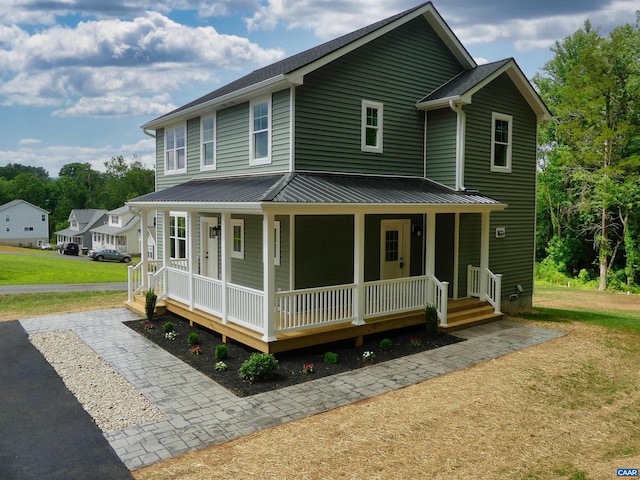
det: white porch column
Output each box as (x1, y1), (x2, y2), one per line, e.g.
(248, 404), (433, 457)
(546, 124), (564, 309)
(139, 207), (148, 291)
(352, 213), (365, 325)
(425, 212), (436, 304)
(262, 212), (276, 341)
(480, 211), (490, 302)
(221, 212), (230, 324)
(187, 211), (196, 310)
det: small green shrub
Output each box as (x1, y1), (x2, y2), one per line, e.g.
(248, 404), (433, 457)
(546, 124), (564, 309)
(238, 353), (279, 382)
(379, 338), (393, 351)
(187, 332), (200, 346)
(163, 321), (174, 333)
(145, 288), (157, 321)
(324, 352), (339, 364)
(215, 344), (228, 360)
(425, 304), (438, 335)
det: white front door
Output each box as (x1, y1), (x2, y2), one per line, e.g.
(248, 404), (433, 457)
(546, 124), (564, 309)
(201, 217), (219, 279)
(380, 219), (411, 279)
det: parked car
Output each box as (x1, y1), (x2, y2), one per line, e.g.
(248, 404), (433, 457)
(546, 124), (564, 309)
(88, 248), (132, 263)
(40, 243), (52, 250)
(61, 242), (79, 256)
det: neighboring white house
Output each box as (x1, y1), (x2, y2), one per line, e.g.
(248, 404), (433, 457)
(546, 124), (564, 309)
(0, 199), (49, 248)
(90, 205), (142, 254)
(56, 209), (108, 249)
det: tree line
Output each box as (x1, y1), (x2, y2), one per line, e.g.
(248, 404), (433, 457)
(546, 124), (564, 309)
(0, 156), (155, 239)
(534, 13), (640, 290)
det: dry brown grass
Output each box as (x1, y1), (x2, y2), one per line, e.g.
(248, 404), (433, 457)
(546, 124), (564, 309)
(133, 293), (640, 480)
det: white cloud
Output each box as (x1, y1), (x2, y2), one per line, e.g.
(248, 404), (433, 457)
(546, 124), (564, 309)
(0, 11), (285, 116)
(0, 137), (156, 175)
(18, 138), (43, 145)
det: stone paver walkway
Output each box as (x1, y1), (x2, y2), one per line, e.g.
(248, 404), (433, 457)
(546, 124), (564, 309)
(20, 309), (565, 470)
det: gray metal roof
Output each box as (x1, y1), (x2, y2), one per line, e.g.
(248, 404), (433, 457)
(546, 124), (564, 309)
(128, 173), (501, 206)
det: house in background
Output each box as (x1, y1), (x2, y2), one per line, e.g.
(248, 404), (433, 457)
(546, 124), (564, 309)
(56, 209), (107, 250)
(0, 199), (49, 248)
(90, 205), (142, 254)
(127, 1), (551, 353)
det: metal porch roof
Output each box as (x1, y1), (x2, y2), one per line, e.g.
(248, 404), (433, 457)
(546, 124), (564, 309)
(128, 173), (501, 207)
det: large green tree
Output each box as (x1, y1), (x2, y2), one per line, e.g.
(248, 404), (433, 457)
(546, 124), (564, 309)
(534, 16), (640, 289)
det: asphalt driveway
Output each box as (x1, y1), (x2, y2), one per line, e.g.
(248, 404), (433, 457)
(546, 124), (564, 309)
(0, 320), (133, 479)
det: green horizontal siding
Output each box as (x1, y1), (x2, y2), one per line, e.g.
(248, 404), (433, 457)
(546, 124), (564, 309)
(295, 216), (354, 288)
(426, 109), (457, 187)
(275, 215), (290, 291)
(231, 214), (263, 290)
(458, 213), (481, 297)
(464, 73), (538, 299)
(295, 16), (463, 176)
(272, 89), (291, 170)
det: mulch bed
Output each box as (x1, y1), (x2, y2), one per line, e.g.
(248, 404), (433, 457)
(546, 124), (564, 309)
(124, 313), (464, 397)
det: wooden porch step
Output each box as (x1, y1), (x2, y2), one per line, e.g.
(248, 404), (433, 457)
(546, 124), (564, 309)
(124, 293), (166, 318)
(439, 298), (503, 332)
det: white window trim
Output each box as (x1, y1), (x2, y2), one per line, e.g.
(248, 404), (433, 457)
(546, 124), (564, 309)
(169, 212), (188, 260)
(250, 96), (272, 166)
(274, 220), (281, 266)
(490, 112), (513, 173)
(165, 124), (187, 175)
(201, 114), (216, 171)
(231, 218), (244, 259)
(361, 100), (384, 153)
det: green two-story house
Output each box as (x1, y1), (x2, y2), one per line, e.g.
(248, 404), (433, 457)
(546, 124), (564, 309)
(127, 1), (551, 353)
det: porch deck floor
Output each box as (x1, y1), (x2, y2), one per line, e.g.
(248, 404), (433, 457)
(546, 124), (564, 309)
(19, 308), (565, 471)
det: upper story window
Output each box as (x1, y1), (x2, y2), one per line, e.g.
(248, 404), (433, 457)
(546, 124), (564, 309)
(110, 215), (119, 225)
(491, 112), (512, 173)
(361, 100), (383, 153)
(201, 115), (216, 170)
(165, 125), (187, 174)
(169, 213), (187, 259)
(71, 219), (77, 228)
(5, 215), (9, 222)
(250, 96), (271, 165)
(231, 218), (244, 259)
(41, 214), (46, 222)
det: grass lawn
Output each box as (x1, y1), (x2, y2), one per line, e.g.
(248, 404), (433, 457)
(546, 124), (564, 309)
(0, 246), (130, 284)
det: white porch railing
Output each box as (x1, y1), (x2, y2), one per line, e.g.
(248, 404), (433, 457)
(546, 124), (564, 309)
(193, 274), (223, 317)
(275, 284), (356, 333)
(128, 263), (455, 335)
(428, 275), (449, 327)
(227, 283), (264, 332)
(467, 265), (502, 314)
(365, 276), (429, 318)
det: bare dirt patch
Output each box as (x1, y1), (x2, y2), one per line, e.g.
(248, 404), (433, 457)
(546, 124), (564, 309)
(133, 292), (640, 480)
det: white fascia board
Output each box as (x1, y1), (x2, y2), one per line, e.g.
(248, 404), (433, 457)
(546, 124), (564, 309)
(416, 95), (466, 110)
(125, 200), (265, 215)
(141, 75), (295, 130)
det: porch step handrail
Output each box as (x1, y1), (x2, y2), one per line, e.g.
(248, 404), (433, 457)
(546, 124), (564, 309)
(467, 265), (502, 314)
(127, 260), (162, 301)
(427, 274), (449, 327)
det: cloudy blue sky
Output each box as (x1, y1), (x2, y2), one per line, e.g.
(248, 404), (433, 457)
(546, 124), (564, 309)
(1, 0), (637, 176)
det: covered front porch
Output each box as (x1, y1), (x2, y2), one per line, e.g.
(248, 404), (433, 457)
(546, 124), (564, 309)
(126, 173), (505, 353)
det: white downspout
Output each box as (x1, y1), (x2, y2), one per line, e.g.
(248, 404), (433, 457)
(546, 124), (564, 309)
(449, 100), (466, 191)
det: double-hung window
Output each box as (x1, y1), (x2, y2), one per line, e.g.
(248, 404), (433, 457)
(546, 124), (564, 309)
(231, 219), (244, 259)
(165, 125), (186, 174)
(491, 112), (512, 172)
(169, 213), (187, 259)
(361, 100), (383, 153)
(201, 115), (216, 170)
(250, 96), (271, 165)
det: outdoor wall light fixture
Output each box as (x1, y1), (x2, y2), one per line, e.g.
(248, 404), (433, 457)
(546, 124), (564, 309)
(210, 225), (221, 238)
(412, 224), (422, 237)
(510, 284), (524, 301)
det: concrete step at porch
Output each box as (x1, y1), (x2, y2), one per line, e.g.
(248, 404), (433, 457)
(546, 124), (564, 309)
(440, 298), (503, 332)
